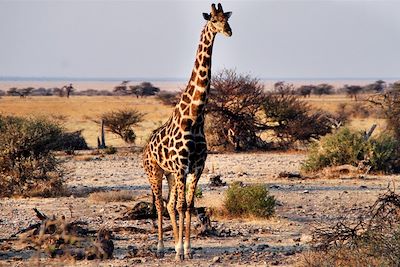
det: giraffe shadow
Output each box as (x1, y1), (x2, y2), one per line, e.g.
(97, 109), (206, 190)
(66, 184), (151, 197)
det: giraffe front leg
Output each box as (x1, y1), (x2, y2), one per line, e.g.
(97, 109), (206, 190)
(166, 181), (179, 245)
(175, 177), (186, 261)
(184, 173), (200, 259)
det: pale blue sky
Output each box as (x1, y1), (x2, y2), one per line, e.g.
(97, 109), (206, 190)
(0, 0), (399, 80)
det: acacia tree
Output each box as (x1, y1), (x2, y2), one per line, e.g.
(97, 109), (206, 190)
(206, 69), (336, 151)
(313, 83), (334, 96)
(99, 109), (144, 144)
(207, 69), (266, 151)
(296, 85), (314, 97)
(7, 87), (33, 97)
(345, 85), (364, 101)
(262, 93), (334, 146)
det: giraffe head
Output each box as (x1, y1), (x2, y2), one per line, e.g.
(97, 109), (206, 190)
(203, 3), (232, 37)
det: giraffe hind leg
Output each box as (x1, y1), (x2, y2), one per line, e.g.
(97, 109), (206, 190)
(145, 160), (165, 258)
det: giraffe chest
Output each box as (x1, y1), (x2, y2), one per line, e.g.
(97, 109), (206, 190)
(149, 123), (207, 172)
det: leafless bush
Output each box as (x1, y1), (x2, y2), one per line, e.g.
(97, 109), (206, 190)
(273, 81), (295, 96)
(206, 69), (335, 151)
(207, 69), (267, 151)
(369, 89), (400, 140)
(15, 208), (114, 261)
(262, 93), (334, 146)
(304, 190), (400, 266)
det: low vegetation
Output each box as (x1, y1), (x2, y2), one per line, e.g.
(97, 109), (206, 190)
(206, 69), (336, 151)
(0, 116), (65, 197)
(301, 191), (400, 267)
(302, 127), (400, 174)
(99, 109), (144, 144)
(221, 182), (276, 218)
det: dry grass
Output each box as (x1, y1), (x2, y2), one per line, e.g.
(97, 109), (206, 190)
(303, 94), (363, 113)
(0, 96), (172, 147)
(298, 249), (388, 267)
(0, 94), (383, 149)
(88, 190), (136, 203)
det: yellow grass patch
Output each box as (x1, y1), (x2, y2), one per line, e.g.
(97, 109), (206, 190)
(0, 94), (383, 149)
(0, 96), (172, 147)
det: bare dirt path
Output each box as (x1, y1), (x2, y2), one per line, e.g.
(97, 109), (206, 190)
(1, 151), (398, 266)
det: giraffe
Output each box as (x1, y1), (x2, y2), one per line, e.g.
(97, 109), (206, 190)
(142, 3), (232, 261)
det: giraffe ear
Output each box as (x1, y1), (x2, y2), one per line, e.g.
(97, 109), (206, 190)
(203, 13), (211, 21)
(224, 12), (232, 19)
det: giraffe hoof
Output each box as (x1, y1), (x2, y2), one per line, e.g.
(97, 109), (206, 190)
(175, 253), (184, 261)
(185, 251), (193, 259)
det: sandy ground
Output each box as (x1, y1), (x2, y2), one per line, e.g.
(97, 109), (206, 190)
(1, 151), (398, 266)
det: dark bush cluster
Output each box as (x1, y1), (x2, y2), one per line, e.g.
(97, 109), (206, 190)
(113, 81), (160, 97)
(262, 93), (333, 146)
(206, 69), (336, 151)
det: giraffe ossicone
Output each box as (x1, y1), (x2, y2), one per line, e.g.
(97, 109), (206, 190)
(142, 3), (232, 261)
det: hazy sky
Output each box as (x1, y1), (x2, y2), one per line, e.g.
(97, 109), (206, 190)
(1, 0), (399, 80)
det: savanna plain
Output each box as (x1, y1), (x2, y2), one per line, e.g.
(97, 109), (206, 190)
(0, 86), (398, 266)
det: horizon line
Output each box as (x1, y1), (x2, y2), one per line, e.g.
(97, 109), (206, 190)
(0, 76), (399, 83)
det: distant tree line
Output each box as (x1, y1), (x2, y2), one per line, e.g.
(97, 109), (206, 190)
(1, 80), (399, 101)
(0, 81), (161, 98)
(277, 80), (397, 99)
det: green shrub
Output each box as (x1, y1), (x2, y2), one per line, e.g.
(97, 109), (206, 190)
(302, 127), (400, 173)
(302, 128), (367, 172)
(195, 186), (203, 198)
(369, 134), (400, 173)
(223, 183), (275, 218)
(0, 115), (65, 197)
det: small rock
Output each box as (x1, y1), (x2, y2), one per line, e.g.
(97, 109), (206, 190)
(212, 256), (221, 263)
(269, 184), (280, 189)
(128, 245), (138, 256)
(302, 190), (309, 194)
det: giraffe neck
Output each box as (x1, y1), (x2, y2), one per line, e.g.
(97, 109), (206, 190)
(174, 23), (216, 127)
